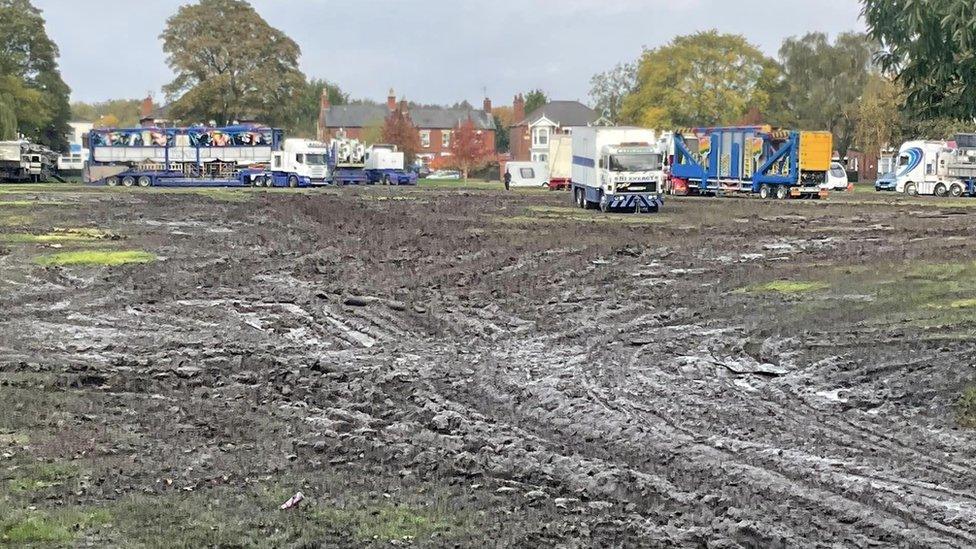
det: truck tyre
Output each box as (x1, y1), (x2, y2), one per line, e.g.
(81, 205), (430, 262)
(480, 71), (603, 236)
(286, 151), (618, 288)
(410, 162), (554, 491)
(775, 185), (788, 200)
(383, 174), (391, 186)
(935, 183), (947, 197)
(575, 188), (585, 209)
(122, 176), (136, 187)
(106, 177), (120, 187)
(759, 185), (771, 199)
(950, 183), (964, 197)
(137, 176), (152, 187)
(288, 175), (299, 188)
(905, 182), (918, 196)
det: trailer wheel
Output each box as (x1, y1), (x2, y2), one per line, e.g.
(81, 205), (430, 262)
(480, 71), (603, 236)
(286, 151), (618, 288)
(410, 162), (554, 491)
(106, 176), (120, 187)
(759, 185), (771, 199)
(382, 174), (391, 186)
(122, 176), (136, 187)
(137, 176), (152, 187)
(904, 182), (918, 196)
(775, 185), (788, 200)
(288, 175), (299, 188)
(574, 188), (585, 209)
(950, 183), (964, 197)
(935, 183), (947, 197)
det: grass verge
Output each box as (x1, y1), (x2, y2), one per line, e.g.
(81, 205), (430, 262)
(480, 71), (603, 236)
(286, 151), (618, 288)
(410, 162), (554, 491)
(35, 250), (155, 267)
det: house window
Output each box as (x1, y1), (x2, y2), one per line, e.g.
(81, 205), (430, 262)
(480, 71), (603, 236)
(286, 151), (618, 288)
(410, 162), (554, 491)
(531, 153), (548, 163)
(533, 127), (549, 146)
(420, 130), (430, 148)
(442, 131), (451, 148)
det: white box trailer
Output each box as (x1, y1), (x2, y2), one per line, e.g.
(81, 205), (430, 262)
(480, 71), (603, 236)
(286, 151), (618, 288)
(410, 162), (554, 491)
(570, 126), (665, 213)
(365, 145), (405, 171)
(547, 134), (572, 190)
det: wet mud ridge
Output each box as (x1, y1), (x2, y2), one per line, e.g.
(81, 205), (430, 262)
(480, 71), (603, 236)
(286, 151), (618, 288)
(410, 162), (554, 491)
(1, 187), (975, 547)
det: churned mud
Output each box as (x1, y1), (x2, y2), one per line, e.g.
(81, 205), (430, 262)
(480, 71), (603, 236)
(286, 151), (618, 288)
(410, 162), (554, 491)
(1, 184), (975, 547)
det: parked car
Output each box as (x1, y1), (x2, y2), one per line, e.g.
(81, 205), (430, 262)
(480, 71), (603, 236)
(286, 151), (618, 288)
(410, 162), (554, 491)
(825, 162), (850, 191)
(875, 170), (896, 192)
(427, 170), (461, 180)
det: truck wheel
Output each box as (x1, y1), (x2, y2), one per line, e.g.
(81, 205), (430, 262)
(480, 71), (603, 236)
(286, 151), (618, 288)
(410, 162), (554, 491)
(759, 185), (771, 199)
(935, 183), (947, 197)
(137, 176), (152, 187)
(122, 176), (136, 187)
(106, 177), (120, 187)
(575, 188), (585, 209)
(383, 174), (391, 186)
(950, 183), (964, 197)
(775, 185), (788, 200)
(288, 175), (299, 188)
(905, 182), (918, 196)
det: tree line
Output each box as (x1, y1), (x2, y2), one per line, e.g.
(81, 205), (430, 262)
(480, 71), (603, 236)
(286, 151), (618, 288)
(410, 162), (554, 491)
(6, 0), (975, 161)
(590, 2), (976, 164)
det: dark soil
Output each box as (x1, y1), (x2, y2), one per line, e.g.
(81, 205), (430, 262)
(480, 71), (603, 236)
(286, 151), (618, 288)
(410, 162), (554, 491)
(1, 184), (975, 548)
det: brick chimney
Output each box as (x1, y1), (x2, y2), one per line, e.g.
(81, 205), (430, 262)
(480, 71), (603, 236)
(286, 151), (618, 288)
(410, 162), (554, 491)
(140, 96), (154, 119)
(513, 94), (525, 124)
(483, 97), (492, 114)
(387, 88), (397, 111)
(399, 99), (409, 115)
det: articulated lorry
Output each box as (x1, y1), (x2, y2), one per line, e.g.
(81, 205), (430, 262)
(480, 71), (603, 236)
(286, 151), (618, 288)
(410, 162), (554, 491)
(570, 127), (666, 213)
(893, 135), (976, 197)
(85, 125), (311, 188)
(669, 126), (832, 199)
(1, 140), (60, 183)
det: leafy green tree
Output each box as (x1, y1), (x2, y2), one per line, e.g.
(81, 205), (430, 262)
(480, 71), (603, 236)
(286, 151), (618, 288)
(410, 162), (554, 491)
(851, 75), (903, 166)
(0, 93), (16, 139)
(523, 89), (548, 116)
(863, 0), (976, 120)
(589, 61), (637, 123)
(621, 31), (779, 128)
(290, 78), (347, 138)
(493, 114), (510, 153)
(70, 99), (142, 127)
(0, 0), (71, 150)
(161, 0), (306, 127)
(778, 32), (875, 159)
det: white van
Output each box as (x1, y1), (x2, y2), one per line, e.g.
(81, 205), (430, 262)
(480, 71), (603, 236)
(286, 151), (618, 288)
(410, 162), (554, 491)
(825, 162), (849, 191)
(505, 161), (549, 188)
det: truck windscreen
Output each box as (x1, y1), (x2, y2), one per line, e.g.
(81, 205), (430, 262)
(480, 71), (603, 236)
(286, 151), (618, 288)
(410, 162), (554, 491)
(305, 154), (328, 166)
(609, 153), (662, 172)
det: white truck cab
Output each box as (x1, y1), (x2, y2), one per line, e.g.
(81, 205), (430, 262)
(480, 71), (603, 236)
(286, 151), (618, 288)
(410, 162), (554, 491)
(571, 127), (665, 212)
(276, 138), (330, 183)
(894, 140), (949, 195)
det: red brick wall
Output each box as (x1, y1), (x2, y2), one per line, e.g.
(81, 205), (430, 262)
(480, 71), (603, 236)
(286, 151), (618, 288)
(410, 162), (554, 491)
(509, 126), (530, 161)
(322, 126), (496, 159)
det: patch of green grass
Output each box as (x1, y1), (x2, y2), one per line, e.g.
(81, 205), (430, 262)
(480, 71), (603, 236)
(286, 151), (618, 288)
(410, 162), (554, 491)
(957, 386), (976, 428)
(315, 503), (455, 543)
(35, 249), (155, 267)
(0, 214), (33, 226)
(7, 462), (79, 494)
(2, 227), (112, 244)
(0, 507), (111, 544)
(0, 200), (63, 207)
(739, 280), (829, 295)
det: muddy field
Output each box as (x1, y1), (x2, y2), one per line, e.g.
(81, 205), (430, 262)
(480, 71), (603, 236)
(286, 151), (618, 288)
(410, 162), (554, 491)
(1, 182), (975, 548)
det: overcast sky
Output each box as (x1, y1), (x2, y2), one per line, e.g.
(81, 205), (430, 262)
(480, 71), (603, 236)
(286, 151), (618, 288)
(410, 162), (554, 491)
(34, 0), (866, 107)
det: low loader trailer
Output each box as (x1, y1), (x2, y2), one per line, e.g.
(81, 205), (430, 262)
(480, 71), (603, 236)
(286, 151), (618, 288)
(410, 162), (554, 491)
(669, 126), (832, 199)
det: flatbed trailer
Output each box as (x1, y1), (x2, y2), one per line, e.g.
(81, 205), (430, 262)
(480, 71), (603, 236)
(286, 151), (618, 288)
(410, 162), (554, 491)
(91, 168), (310, 188)
(669, 126), (831, 200)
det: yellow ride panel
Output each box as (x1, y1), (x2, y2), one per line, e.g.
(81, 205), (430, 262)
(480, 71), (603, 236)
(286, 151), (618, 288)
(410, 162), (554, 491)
(800, 131), (832, 172)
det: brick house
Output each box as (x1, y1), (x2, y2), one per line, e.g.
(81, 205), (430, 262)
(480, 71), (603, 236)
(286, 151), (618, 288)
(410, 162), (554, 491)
(509, 96), (600, 162)
(318, 89), (496, 162)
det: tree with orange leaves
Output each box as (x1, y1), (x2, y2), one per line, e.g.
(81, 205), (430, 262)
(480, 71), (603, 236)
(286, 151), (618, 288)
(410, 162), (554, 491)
(381, 106), (421, 165)
(447, 117), (489, 181)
